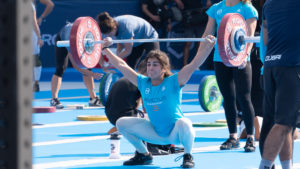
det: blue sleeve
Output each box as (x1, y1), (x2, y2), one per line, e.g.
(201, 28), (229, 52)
(259, 27), (266, 64)
(168, 73), (182, 90)
(206, 4), (217, 19)
(243, 3), (258, 20)
(137, 74), (148, 90)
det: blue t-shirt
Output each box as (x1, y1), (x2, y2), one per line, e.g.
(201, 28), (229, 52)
(262, 0), (300, 67)
(59, 22), (73, 51)
(206, 0), (258, 62)
(137, 73), (184, 137)
(114, 15), (158, 47)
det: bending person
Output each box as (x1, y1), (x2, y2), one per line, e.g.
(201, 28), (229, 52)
(50, 22), (103, 109)
(97, 12), (159, 69)
(102, 35), (215, 168)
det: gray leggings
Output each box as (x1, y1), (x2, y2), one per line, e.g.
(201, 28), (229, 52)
(116, 117), (195, 154)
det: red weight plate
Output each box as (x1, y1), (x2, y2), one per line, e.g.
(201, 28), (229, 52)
(70, 17), (102, 68)
(33, 106), (56, 113)
(217, 13), (248, 67)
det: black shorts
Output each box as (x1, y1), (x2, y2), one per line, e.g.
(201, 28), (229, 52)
(54, 34), (69, 77)
(263, 66), (300, 128)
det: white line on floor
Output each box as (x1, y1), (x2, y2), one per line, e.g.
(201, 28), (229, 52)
(33, 135), (110, 147)
(33, 121), (107, 129)
(33, 155), (131, 169)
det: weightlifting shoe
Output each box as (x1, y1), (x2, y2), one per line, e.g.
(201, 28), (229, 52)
(89, 97), (103, 107)
(220, 136), (240, 150)
(244, 137), (256, 152)
(50, 98), (64, 109)
(175, 153), (195, 168)
(123, 151), (153, 166)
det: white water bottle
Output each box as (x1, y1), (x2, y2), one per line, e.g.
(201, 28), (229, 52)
(109, 133), (121, 159)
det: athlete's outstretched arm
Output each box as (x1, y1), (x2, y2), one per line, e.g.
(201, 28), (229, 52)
(102, 37), (138, 86)
(177, 35), (216, 86)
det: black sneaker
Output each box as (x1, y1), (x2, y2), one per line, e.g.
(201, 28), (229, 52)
(244, 137), (256, 152)
(175, 153), (195, 168)
(50, 98), (64, 109)
(220, 137), (240, 150)
(33, 83), (40, 92)
(89, 97), (103, 107)
(123, 151), (153, 166)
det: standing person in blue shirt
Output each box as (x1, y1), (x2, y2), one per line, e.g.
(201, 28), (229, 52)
(101, 35), (215, 168)
(258, 0), (300, 169)
(97, 12), (159, 69)
(199, 0), (258, 152)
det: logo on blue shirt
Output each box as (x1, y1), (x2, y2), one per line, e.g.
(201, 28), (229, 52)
(265, 55), (282, 62)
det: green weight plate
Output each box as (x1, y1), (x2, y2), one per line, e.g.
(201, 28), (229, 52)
(198, 75), (223, 112)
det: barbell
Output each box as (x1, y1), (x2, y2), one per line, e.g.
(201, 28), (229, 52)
(56, 13), (261, 68)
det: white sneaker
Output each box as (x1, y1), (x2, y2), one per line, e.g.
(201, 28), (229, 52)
(89, 97), (103, 107)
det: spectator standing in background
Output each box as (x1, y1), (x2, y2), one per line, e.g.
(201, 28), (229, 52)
(36, 0), (54, 26)
(141, 0), (172, 38)
(32, 2), (44, 92)
(174, 0), (211, 69)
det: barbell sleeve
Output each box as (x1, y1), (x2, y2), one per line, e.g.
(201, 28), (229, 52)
(243, 36), (260, 43)
(56, 36), (260, 48)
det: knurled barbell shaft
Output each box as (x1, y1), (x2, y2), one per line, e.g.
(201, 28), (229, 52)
(56, 36), (260, 48)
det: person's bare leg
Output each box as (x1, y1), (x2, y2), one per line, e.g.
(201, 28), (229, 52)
(183, 42), (192, 66)
(259, 124), (293, 169)
(279, 130), (293, 169)
(230, 133), (238, 139)
(263, 124), (292, 161)
(82, 75), (96, 98)
(279, 130), (293, 160)
(51, 74), (62, 99)
(294, 128), (299, 140)
(254, 116), (262, 140)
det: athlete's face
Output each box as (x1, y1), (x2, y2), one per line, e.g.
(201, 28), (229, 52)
(146, 57), (165, 80)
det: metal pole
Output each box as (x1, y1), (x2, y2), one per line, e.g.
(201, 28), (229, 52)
(0, 0), (33, 168)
